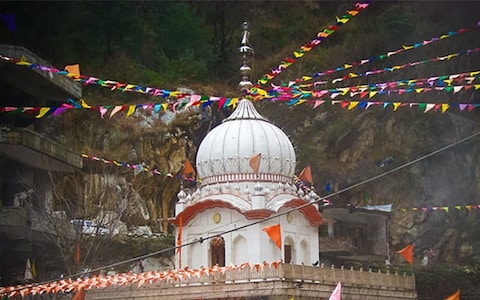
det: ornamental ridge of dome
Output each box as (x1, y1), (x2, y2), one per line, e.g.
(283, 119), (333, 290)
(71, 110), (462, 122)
(223, 99), (269, 122)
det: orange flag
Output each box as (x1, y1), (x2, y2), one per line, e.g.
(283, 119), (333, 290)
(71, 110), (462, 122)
(177, 216), (183, 268)
(72, 287), (85, 300)
(396, 244), (414, 265)
(299, 165), (313, 184)
(249, 153), (261, 175)
(263, 224), (281, 249)
(445, 289), (460, 300)
(176, 216), (183, 254)
(183, 160), (196, 178)
(65, 64), (80, 75)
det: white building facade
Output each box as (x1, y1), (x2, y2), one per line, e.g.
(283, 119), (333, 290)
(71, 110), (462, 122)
(175, 99), (322, 268)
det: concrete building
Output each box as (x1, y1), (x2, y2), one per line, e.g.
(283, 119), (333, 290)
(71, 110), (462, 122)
(0, 45), (82, 286)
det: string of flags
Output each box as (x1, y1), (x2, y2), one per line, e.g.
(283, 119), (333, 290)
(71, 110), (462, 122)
(1, 39), (479, 109)
(0, 261), (282, 298)
(2, 76), (480, 119)
(249, 70), (480, 99)
(81, 153), (198, 185)
(297, 47), (480, 86)
(256, 1), (371, 86)
(1, 40), (480, 117)
(401, 204), (480, 213)
(291, 21), (480, 85)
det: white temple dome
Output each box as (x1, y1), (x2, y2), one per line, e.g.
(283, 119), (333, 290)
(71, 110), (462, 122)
(196, 99), (296, 184)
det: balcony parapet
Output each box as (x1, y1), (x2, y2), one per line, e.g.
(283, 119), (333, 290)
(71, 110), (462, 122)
(0, 127), (82, 171)
(0, 44), (82, 99)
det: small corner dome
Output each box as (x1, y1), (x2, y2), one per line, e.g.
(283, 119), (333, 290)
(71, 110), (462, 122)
(196, 99), (296, 181)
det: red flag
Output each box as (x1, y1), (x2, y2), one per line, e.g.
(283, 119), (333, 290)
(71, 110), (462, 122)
(249, 153), (261, 175)
(299, 165), (313, 184)
(183, 160), (196, 178)
(72, 287), (85, 300)
(75, 243), (80, 265)
(396, 244), (413, 265)
(444, 289), (460, 300)
(262, 224), (281, 249)
(329, 282), (342, 300)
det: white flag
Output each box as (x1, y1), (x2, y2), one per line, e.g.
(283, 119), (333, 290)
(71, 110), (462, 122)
(329, 282), (342, 300)
(24, 258), (33, 281)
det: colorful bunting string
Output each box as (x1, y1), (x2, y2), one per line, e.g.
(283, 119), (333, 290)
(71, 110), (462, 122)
(292, 21), (480, 85)
(81, 153), (172, 177)
(400, 204), (480, 213)
(327, 47), (480, 85)
(81, 153), (198, 183)
(256, 1), (371, 86)
(248, 70), (480, 102)
(0, 53), (213, 103)
(2, 85), (480, 119)
(0, 261), (281, 298)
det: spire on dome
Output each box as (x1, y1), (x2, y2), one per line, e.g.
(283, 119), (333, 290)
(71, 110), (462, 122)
(239, 21), (254, 92)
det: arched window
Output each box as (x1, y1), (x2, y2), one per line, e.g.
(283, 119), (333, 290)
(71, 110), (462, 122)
(210, 236), (225, 267)
(284, 236), (295, 264)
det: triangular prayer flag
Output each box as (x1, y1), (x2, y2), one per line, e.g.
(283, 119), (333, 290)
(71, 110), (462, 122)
(329, 282), (342, 300)
(325, 182), (332, 193)
(397, 244), (414, 265)
(249, 153), (261, 175)
(263, 224), (281, 249)
(126, 105), (136, 117)
(24, 259), (33, 281)
(35, 107), (51, 118)
(444, 289), (460, 300)
(31, 259), (36, 278)
(183, 159), (196, 178)
(299, 165), (313, 184)
(72, 288), (85, 300)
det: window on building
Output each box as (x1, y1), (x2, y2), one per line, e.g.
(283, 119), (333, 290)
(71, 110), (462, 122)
(211, 236), (225, 267)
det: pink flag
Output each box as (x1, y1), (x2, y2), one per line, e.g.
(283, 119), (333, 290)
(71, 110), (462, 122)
(329, 282), (342, 300)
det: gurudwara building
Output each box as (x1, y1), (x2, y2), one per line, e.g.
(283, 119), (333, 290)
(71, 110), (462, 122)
(174, 97), (322, 269)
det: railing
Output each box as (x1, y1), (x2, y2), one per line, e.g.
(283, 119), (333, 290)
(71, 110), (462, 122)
(0, 44), (82, 98)
(0, 127), (82, 169)
(11, 262), (415, 299)
(281, 263), (415, 289)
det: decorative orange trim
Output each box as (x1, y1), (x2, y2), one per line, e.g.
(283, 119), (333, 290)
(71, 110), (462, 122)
(174, 200), (243, 226)
(282, 199), (323, 226)
(244, 209), (273, 219)
(173, 198), (322, 226)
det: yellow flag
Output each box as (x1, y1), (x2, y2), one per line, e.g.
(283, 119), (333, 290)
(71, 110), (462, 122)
(36, 107), (51, 118)
(126, 105), (136, 117)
